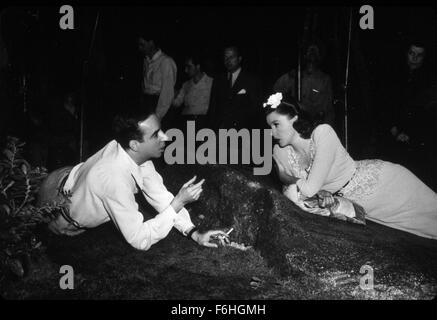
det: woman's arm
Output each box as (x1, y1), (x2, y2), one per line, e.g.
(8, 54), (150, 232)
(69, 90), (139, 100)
(275, 160), (298, 185)
(296, 125), (337, 197)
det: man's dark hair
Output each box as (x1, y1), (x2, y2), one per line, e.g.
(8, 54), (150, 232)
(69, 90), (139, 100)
(264, 94), (322, 139)
(224, 45), (242, 57)
(137, 29), (164, 49)
(185, 52), (205, 70)
(112, 105), (155, 150)
(407, 37), (427, 50)
(404, 35), (429, 56)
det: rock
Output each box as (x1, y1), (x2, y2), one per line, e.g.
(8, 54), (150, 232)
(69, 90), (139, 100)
(7, 258), (24, 278)
(160, 164), (437, 298)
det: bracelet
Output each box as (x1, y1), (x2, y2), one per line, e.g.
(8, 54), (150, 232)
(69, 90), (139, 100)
(186, 226), (198, 240)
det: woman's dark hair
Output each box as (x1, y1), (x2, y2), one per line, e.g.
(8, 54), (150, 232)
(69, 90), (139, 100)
(112, 103), (155, 150)
(264, 94), (322, 139)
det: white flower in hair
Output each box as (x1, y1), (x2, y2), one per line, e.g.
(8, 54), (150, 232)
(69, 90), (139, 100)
(263, 92), (283, 109)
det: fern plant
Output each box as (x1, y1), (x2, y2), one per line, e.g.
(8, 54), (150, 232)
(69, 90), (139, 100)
(0, 136), (62, 279)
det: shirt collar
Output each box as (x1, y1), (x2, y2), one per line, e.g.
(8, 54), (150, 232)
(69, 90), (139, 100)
(192, 72), (205, 85)
(230, 67), (242, 77)
(147, 49), (163, 63)
(115, 141), (146, 184)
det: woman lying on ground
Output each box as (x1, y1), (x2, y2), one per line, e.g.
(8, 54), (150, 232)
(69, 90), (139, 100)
(264, 92), (437, 240)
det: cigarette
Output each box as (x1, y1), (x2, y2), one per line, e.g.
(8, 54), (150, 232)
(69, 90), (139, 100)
(226, 228), (234, 235)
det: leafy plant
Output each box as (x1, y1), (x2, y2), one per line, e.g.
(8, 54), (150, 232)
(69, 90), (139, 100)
(0, 136), (62, 279)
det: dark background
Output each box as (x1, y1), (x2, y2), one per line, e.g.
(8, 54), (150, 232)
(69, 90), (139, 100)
(1, 5), (437, 160)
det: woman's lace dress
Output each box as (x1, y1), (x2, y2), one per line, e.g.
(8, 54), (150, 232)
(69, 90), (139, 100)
(273, 124), (437, 239)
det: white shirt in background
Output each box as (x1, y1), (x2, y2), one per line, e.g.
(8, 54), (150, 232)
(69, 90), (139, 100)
(173, 73), (213, 115)
(142, 50), (177, 119)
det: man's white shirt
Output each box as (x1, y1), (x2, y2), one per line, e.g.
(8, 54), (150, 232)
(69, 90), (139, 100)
(229, 67), (241, 87)
(142, 49), (177, 119)
(173, 73), (213, 115)
(59, 140), (194, 250)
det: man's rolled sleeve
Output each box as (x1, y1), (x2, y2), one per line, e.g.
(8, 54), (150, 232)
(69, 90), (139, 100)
(140, 162), (195, 235)
(174, 208), (195, 235)
(172, 83), (186, 107)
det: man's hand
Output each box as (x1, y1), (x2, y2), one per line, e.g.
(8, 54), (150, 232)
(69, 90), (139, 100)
(171, 176), (205, 212)
(191, 230), (230, 248)
(316, 190), (335, 208)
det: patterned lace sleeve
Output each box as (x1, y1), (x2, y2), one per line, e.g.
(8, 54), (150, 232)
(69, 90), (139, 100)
(273, 145), (299, 186)
(296, 125), (338, 197)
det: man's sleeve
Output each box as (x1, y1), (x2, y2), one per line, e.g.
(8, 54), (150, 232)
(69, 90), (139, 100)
(156, 58), (177, 119)
(207, 77), (219, 128)
(172, 82), (186, 107)
(139, 162), (195, 235)
(98, 173), (179, 251)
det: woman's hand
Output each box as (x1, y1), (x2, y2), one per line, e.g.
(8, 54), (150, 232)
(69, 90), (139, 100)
(274, 159), (298, 185)
(316, 190), (335, 208)
(283, 184), (300, 203)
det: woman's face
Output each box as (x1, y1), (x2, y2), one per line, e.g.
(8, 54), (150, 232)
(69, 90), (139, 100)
(266, 111), (298, 147)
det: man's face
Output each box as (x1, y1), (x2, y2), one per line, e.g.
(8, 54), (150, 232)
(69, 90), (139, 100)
(184, 59), (199, 79)
(135, 115), (169, 162)
(407, 45), (425, 70)
(138, 37), (154, 57)
(224, 48), (242, 73)
(64, 94), (75, 106)
(305, 44), (321, 64)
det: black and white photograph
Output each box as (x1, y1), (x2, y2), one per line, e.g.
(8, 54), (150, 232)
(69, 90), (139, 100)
(0, 4), (436, 306)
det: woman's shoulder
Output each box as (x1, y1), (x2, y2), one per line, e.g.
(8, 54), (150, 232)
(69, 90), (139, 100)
(273, 144), (288, 154)
(273, 144), (291, 160)
(312, 123), (336, 137)
(311, 124), (342, 147)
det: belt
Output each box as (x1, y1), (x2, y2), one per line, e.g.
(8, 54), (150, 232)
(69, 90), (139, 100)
(333, 169), (357, 197)
(57, 171), (88, 231)
(58, 172), (70, 194)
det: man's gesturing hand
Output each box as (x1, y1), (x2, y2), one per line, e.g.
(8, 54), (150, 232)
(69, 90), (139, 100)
(171, 176), (205, 212)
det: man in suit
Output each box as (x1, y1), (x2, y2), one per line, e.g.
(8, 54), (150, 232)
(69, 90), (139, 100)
(273, 43), (334, 127)
(208, 46), (262, 130)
